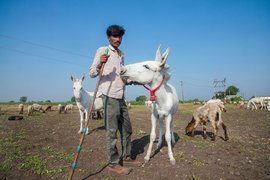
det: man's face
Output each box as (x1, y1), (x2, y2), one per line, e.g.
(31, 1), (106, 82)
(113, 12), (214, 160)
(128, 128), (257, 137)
(108, 35), (122, 48)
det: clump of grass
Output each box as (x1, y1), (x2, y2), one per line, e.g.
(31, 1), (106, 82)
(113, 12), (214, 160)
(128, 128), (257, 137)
(192, 139), (215, 149)
(174, 151), (185, 163)
(137, 129), (146, 136)
(20, 155), (47, 174)
(43, 146), (74, 162)
(191, 173), (202, 180)
(96, 161), (107, 168)
(190, 158), (207, 167)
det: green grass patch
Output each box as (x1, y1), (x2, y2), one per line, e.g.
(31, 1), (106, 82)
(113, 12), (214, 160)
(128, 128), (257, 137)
(174, 151), (185, 163)
(43, 146), (74, 162)
(192, 139), (216, 149)
(190, 158), (207, 167)
(0, 130), (65, 177)
(19, 155), (48, 174)
(137, 129), (146, 136)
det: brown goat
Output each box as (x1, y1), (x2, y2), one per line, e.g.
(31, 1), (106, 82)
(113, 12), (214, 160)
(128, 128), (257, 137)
(186, 103), (229, 141)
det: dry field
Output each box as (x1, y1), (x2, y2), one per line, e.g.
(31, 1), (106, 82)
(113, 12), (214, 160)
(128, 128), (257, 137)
(0, 103), (270, 180)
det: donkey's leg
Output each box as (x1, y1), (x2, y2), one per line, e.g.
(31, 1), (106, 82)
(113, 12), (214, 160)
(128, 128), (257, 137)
(157, 118), (163, 149)
(84, 110), (89, 134)
(170, 116), (175, 144)
(165, 114), (175, 165)
(78, 110), (84, 134)
(144, 113), (157, 163)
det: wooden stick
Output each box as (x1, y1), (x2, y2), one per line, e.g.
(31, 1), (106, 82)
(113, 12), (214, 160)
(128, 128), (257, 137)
(68, 49), (108, 180)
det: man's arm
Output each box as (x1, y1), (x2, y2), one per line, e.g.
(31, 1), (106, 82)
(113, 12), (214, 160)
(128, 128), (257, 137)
(89, 47), (109, 78)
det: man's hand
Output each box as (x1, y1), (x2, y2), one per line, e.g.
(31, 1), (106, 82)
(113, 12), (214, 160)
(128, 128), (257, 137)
(100, 54), (110, 63)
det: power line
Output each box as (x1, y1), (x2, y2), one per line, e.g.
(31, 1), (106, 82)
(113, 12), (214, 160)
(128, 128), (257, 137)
(0, 34), (90, 58)
(183, 81), (212, 88)
(0, 45), (85, 67)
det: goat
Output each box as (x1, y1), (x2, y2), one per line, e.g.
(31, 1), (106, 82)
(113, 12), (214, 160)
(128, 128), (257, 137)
(58, 104), (65, 114)
(27, 105), (34, 116)
(206, 99), (226, 112)
(186, 103), (229, 141)
(64, 104), (74, 113)
(70, 75), (104, 134)
(45, 105), (52, 111)
(91, 109), (104, 119)
(33, 103), (45, 113)
(128, 103), (132, 109)
(121, 46), (178, 165)
(18, 104), (24, 114)
(247, 97), (270, 110)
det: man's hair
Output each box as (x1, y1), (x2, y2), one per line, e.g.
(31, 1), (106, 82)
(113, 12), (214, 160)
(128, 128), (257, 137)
(106, 25), (125, 37)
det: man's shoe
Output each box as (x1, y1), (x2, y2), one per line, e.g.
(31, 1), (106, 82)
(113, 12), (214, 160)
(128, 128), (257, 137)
(122, 159), (142, 167)
(108, 165), (131, 175)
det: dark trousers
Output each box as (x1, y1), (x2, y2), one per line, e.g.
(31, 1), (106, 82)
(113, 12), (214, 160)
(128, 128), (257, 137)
(102, 95), (133, 166)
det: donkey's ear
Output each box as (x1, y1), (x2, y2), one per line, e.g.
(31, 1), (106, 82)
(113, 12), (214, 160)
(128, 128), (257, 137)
(81, 75), (85, 82)
(70, 75), (74, 81)
(160, 48), (170, 67)
(155, 45), (161, 61)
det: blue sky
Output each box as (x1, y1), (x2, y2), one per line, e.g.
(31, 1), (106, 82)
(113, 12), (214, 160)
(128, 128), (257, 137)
(0, 0), (269, 102)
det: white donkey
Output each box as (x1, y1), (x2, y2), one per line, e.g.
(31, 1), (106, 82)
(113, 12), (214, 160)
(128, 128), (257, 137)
(71, 75), (103, 134)
(247, 97), (268, 110)
(121, 46), (179, 165)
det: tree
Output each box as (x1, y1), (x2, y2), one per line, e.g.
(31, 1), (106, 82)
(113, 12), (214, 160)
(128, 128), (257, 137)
(19, 96), (27, 103)
(136, 95), (147, 102)
(225, 85), (239, 96)
(71, 96), (76, 102)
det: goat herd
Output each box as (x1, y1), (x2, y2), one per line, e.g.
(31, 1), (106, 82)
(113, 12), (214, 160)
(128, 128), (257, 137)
(14, 103), (104, 120)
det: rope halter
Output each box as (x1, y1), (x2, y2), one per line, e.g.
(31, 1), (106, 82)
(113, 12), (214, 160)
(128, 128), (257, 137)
(143, 75), (165, 102)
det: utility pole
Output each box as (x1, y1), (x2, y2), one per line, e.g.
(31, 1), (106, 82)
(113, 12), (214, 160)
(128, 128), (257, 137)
(213, 78), (226, 99)
(180, 81), (184, 101)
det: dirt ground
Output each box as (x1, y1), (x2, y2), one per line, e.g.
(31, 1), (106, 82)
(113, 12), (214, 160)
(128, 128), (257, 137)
(0, 103), (270, 180)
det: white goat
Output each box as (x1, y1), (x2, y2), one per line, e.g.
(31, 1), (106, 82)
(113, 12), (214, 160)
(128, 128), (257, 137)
(64, 104), (74, 113)
(206, 99), (226, 112)
(18, 104), (24, 114)
(58, 104), (65, 113)
(145, 100), (153, 108)
(27, 105), (34, 116)
(33, 103), (45, 113)
(247, 97), (270, 110)
(121, 46), (179, 165)
(70, 75), (103, 134)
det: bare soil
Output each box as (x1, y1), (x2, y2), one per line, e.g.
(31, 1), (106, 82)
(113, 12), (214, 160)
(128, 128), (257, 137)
(0, 104), (270, 180)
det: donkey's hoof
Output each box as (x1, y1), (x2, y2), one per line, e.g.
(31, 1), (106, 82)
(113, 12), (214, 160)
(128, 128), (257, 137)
(170, 159), (176, 165)
(144, 156), (150, 163)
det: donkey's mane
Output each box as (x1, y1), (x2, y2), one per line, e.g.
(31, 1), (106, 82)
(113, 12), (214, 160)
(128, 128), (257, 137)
(161, 64), (171, 81)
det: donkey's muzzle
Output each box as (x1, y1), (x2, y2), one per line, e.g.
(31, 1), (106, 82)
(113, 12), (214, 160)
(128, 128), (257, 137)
(120, 69), (126, 76)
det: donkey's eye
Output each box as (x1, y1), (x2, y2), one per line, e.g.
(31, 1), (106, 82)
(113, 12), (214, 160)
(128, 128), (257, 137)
(143, 65), (150, 69)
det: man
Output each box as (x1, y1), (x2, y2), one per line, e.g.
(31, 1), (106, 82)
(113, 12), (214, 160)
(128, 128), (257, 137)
(89, 25), (140, 175)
